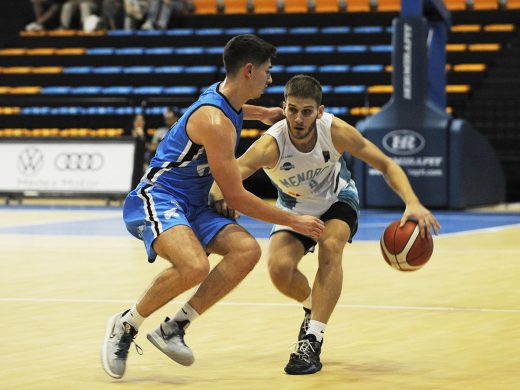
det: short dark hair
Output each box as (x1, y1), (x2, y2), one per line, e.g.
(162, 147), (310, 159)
(223, 34), (277, 76)
(284, 74), (323, 106)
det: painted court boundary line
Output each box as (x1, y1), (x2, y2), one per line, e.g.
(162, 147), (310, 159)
(0, 297), (518, 313)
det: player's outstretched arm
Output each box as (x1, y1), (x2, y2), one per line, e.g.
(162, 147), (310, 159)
(243, 105), (284, 125)
(331, 117), (440, 237)
(191, 107), (324, 238)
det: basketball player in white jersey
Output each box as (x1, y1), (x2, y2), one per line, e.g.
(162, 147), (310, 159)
(210, 74), (440, 375)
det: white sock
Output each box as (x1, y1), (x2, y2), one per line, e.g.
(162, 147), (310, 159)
(121, 304), (146, 330)
(306, 320), (326, 342)
(301, 292), (312, 311)
(172, 302), (199, 327)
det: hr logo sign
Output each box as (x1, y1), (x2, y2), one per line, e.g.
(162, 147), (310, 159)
(382, 129), (425, 156)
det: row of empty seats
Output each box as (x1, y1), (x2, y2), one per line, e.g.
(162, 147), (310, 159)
(0, 63), (487, 74)
(17, 23), (516, 37)
(0, 43), (502, 56)
(188, 0), (520, 14)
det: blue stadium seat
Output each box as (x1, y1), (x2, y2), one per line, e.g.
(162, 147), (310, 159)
(270, 65), (285, 73)
(321, 26), (350, 33)
(286, 65), (317, 72)
(115, 47), (145, 55)
(123, 66), (154, 73)
(136, 29), (163, 36)
(101, 86), (132, 94)
(225, 27), (255, 35)
(333, 85), (366, 93)
(71, 86), (103, 94)
(369, 45), (392, 52)
(86, 48), (114, 55)
(277, 46), (303, 53)
(165, 28), (194, 35)
(204, 47), (224, 54)
(319, 65), (351, 72)
(107, 30), (134, 36)
(185, 65), (218, 73)
(328, 107), (349, 115)
(175, 47), (205, 54)
(195, 28), (224, 35)
(41, 86), (71, 94)
(352, 64), (385, 72)
(154, 66), (185, 73)
(164, 86), (198, 94)
(305, 45), (335, 53)
(133, 86), (164, 94)
(353, 26), (385, 33)
(145, 47), (175, 55)
(289, 27), (319, 34)
(93, 66), (123, 73)
(63, 67), (92, 73)
(265, 86), (285, 94)
(258, 27), (287, 34)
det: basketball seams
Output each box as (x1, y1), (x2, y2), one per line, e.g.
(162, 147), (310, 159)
(380, 220), (432, 272)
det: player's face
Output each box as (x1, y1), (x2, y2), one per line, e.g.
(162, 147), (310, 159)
(250, 60), (273, 98)
(284, 97), (323, 141)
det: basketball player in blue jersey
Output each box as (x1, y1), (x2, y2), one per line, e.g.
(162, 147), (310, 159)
(101, 36), (325, 379)
(210, 74), (440, 375)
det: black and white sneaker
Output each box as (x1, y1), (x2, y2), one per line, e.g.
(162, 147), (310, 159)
(297, 308), (312, 341)
(101, 311), (142, 379)
(284, 334), (322, 375)
(147, 318), (194, 366)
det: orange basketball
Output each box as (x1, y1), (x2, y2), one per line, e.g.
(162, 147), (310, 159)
(380, 220), (433, 271)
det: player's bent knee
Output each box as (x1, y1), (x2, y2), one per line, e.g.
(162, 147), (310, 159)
(179, 259), (210, 285)
(231, 237), (262, 263)
(268, 260), (294, 287)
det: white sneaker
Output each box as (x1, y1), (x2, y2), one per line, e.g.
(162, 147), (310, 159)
(141, 20), (154, 30)
(25, 22), (43, 32)
(147, 318), (194, 366)
(101, 311), (141, 379)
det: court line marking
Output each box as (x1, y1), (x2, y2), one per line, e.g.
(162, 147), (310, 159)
(0, 297), (518, 313)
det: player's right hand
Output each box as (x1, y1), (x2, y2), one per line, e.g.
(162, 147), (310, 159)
(291, 215), (325, 239)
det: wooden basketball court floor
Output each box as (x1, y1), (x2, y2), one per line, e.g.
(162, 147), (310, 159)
(1, 201), (519, 389)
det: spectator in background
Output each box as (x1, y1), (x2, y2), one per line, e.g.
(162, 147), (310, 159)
(129, 114), (149, 187)
(141, 0), (185, 30)
(123, 0), (148, 29)
(26, 0), (66, 31)
(101, 0), (124, 29)
(60, 0), (100, 30)
(145, 107), (179, 164)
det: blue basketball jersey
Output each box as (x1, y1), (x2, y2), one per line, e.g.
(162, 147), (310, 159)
(142, 82), (243, 205)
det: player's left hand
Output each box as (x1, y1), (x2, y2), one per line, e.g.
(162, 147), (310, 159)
(208, 192), (240, 219)
(400, 200), (440, 238)
(261, 107), (285, 125)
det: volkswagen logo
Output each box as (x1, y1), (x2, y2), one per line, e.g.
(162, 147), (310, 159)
(18, 148), (44, 175)
(382, 129), (426, 156)
(54, 152), (104, 171)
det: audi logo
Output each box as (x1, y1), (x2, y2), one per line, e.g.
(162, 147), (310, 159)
(54, 152), (104, 171)
(18, 148), (44, 175)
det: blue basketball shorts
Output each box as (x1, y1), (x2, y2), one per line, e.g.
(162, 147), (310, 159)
(123, 182), (235, 262)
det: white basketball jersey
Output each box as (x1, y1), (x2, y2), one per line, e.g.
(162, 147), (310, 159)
(263, 112), (358, 217)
